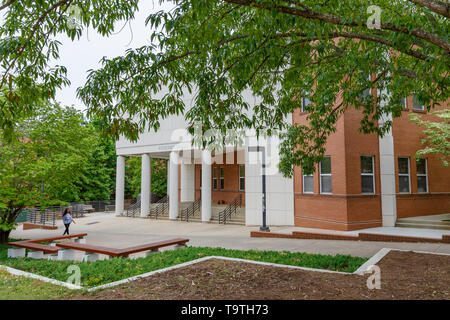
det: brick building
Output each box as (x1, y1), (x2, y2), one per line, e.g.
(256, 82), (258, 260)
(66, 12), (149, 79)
(114, 91), (449, 231)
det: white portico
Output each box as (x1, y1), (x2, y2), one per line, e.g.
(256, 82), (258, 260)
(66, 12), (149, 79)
(114, 112), (295, 226)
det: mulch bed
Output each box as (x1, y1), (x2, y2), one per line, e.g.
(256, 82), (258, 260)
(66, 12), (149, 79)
(74, 251), (450, 300)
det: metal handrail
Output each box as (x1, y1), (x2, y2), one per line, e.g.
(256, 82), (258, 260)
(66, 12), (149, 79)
(180, 198), (201, 222)
(125, 199), (141, 217)
(26, 207), (57, 227)
(218, 194), (242, 224)
(149, 195), (169, 219)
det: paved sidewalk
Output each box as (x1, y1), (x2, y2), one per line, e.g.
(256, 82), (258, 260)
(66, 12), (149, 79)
(10, 213), (450, 258)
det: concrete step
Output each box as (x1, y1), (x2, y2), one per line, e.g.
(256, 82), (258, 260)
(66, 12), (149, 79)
(397, 218), (450, 226)
(395, 222), (450, 231)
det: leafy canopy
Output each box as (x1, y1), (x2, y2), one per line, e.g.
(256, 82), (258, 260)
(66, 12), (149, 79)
(79, 0), (449, 176)
(409, 109), (450, 166)
(1, 1), (448, 177)
(0, 104), (115, 238)
(0, 0), (140, 140)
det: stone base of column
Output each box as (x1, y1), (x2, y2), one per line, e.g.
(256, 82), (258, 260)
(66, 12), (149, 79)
(82, 253), (100, 262)
(145, 249), (159, 257)
(7, 248), (26, 258)
(57, 249), (76, 261)
(27, 250), (44, 259)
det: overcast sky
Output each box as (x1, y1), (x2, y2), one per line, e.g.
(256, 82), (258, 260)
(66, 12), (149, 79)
(54, 0), (174, 113)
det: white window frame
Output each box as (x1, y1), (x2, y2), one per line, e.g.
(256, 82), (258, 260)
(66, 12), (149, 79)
(238, 165), (245, 191)
(412, 94), (424, 111)
(212, 167), (217, 190)
(219, 166), (225, 190)
(319, 156), (332, 194)
(361, 155), (375, 194)
(416, 158), (429, 193)
(398, 157), (411, 194)
(402, 97), (408, 109)
(302, 172), (314, 194)
(301, 91), (311, 112)
(360, 74), (372, 99)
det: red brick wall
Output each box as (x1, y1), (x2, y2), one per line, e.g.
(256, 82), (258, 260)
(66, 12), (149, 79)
(193, 151), (245, 206)
(292, 94), (449, 230)
(392, 101), (450, 218)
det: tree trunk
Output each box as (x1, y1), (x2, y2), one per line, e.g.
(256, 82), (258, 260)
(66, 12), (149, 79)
(0, 229), (11, 244)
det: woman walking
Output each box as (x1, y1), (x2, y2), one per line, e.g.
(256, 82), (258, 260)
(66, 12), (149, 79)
(62, 208), (75, 235)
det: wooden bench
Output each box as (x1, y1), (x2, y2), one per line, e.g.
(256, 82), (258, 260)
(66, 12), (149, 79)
(7, 241), (60, 259)
(26, 233), (88, 244)
(7, 233), (88, 260)
(56, 238), (189, 261)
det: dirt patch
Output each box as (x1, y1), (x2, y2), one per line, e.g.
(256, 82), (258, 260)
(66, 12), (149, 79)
(74, 251), (450, 300)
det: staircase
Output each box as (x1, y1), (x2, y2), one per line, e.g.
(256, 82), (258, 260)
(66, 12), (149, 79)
(148, 195), (169, 219)
(124, 199), (141, 217)
(396, 214), (450, 230)
(217, 194), (244, 225)
(180, 198), (201, 222)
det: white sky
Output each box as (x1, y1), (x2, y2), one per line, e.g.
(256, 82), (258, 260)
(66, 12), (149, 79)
(54, 0), (174, 113)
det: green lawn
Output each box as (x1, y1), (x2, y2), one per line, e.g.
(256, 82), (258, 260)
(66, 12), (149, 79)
(0, 268), (77, 300)
(0, 240), (368, 289)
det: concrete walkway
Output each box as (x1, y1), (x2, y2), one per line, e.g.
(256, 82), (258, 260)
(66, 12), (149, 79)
(10, 213), (450, 258)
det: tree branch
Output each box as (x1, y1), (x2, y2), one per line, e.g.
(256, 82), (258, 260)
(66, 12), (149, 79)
(222, 0), (450, 52)
(408, 0), (450, 18)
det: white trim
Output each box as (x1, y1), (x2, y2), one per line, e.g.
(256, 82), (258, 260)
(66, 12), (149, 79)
(0, 265), (83, 290)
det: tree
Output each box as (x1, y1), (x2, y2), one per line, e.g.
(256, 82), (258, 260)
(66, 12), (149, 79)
(409, 109), (449, 166)
(1, 1), (448, 177)
(0, 0), (140, 140)
(0, 105), (90, 243)
(77, 0), (449, 176)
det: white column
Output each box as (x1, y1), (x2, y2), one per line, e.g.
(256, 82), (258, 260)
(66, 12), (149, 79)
(169, 151), (179, 220)
(140, 154), (151, 217)
(167, 159), (170, 196)
(115, 155), (125, 215)
(378, 89), (397, 226)
(180, 163), (195, 202)
(201, 150), (212, 222)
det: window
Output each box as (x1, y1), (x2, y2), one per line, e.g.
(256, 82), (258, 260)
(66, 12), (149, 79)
(212, 167), (217, 190)
(361, 156), (375, 194)
(320, 156), (332, 194)
(359, 74), (372, 100)
(398, 157), (411, 193)
(239, 165), (245, 191)
(301, 92), (311, 112)
(402, 97), (408, 109)
(412, 94), (424, 111)
(302, 170), (314, 194)
(220, 166), (225, 190)
(416, 158), (428, 193)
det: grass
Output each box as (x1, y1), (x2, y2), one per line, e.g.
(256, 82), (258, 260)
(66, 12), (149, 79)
(0, 241), (368, 288)
(0, 268), (77, 300)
